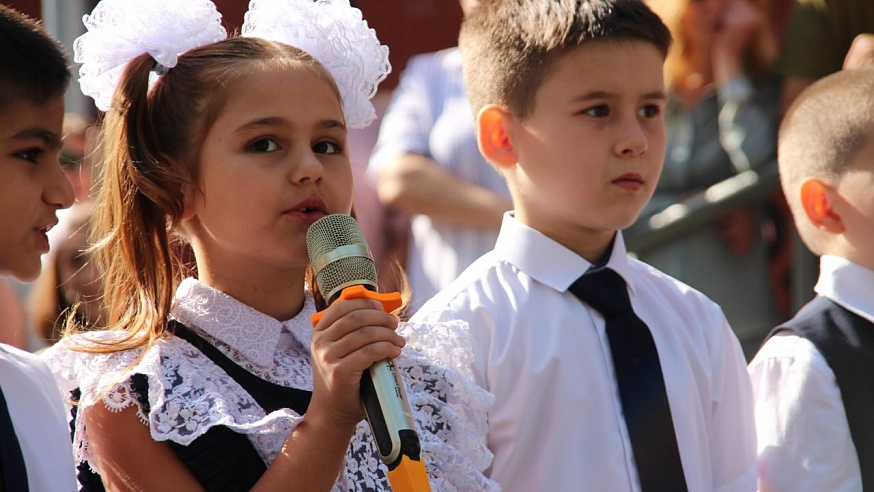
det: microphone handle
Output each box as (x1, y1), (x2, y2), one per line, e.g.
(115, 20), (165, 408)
(311, 285), (431, 491)
(361, 358), (420, 468)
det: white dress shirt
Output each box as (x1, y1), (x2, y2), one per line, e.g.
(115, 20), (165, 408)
(368, 47), (511, 311)
(413, 213), (757, 492)
(0, 343), (77, 491)
(749, 255), (874, 492)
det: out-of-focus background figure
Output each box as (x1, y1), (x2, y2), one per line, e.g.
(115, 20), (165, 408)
(642, 0), (782, 357)
(368, 0), (512, 313)
(28, 203), (102, 348)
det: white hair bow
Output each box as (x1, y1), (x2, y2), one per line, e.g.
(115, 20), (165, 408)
(74, 0), (227, 112)
(75, 0), (390, 128)
(243, 0), (390, 128)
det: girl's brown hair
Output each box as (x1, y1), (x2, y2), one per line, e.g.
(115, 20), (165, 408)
(72, 36), (340, 354)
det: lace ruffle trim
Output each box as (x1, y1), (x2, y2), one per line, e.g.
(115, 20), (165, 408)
(42, 320), (497, 491)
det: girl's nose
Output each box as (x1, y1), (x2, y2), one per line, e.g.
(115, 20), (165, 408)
(290, 148), (324, 184)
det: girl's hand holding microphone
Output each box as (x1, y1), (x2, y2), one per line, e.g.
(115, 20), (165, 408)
(309, 298), (405, 430)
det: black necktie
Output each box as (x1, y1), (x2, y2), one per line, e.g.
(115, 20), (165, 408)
(569, 268), (687, 491)
(0, 385), (29, 492)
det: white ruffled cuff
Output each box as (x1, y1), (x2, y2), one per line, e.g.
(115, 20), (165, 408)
(42, 333), (301, 472)
(399, 320), (498, 491)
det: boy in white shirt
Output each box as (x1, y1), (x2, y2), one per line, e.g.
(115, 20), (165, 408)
(0, 5), (77, 490)
(749, 67), (874, 491)
(412, 0), (757, 490)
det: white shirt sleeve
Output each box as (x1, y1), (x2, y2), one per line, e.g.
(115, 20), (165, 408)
(1, 343), (77, 491)
(367, 53), (434, 181)
(710, 315), (758, 492)
(748, 333), (862, 492)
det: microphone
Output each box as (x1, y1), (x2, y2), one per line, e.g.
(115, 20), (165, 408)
(307, 214), (431, 492)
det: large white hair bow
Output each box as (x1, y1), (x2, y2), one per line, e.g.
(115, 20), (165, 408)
(74, 0), (227, 112)
(74, 0), (390, 128)
(242, 0), (391, 128)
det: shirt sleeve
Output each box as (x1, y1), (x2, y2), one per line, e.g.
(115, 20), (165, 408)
(748, 333), (862, 492)
(367, 53), (436, 183)
(709, 315), (758, 492)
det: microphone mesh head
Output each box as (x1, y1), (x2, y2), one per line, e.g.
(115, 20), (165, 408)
(306, 214), (377, 300)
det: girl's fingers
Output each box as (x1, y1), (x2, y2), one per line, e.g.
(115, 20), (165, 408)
(314, 298), (397, 334)
(313, 322), (404, 367)
(311, 298), (404, 369)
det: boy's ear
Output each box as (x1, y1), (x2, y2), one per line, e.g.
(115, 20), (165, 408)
(800, 178), (844, 233)
(476, 104), (517, 169)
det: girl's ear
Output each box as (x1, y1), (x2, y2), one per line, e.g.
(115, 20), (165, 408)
(181, 183), (198, 221)
(800, 178), (844, 233)
(476, 104), (517, 169)
(177, 163), (198, 221)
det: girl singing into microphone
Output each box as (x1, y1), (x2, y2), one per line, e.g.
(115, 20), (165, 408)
(42, 1), (495, 490)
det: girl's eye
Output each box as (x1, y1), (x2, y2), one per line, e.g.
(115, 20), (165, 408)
(313, 140), (342, 155)
(16, 148), (43, 163)
(639, 104), (662, 118)
(584, 105), (610, 117)
(249, 138), (279, 153)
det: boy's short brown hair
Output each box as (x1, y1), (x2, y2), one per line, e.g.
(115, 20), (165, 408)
(778, 67), (874, 249)
(459, 0), (672, 118)
(0, 5), (70, 112)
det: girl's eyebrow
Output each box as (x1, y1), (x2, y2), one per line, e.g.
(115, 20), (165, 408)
(235, 117), (347, 133)
(13, 126), (62, 149)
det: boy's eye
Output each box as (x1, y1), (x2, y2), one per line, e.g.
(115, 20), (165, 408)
(313, 140), (342, 155)
(584, 105), (610, 117)
(16, 148), (43, 163)
(249, 138), (279, 153)
(639, 104), (662, 118)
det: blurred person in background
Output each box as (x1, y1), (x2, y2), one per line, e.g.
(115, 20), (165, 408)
(368, 0), (512, 313)
(59, 112), (97, 203)
(643, 0), (783, 357)
(776, 0), (874, 115)
(28, 203), (103, 348)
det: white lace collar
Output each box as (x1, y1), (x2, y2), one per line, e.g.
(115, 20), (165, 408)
(170, 278), (316, 368)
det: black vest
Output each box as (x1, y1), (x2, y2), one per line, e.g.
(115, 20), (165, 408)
(769, 296), (874, 489)
(74, 320), (313, 491)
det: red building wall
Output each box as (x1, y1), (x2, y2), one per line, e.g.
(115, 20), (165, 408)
(3, 0), (40, 18)
(5, 0), (463, 90)
(214, 0), (464, 90)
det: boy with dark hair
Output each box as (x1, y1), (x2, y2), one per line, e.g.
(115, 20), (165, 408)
(749, 66), (874, 491)
(0, 5), (77, 490)
(0, 7), (71, 113)
(412, 0), (757, 490)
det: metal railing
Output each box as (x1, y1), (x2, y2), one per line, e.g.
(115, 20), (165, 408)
(624, 164), (817, 314)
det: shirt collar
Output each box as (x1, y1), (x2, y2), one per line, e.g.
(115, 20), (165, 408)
(494, 213), (637, 295)
(171, 277), (316, 368)
(815, 255), (874, 324)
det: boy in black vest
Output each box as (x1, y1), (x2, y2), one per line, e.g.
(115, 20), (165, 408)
(749, 66), (874, 491)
